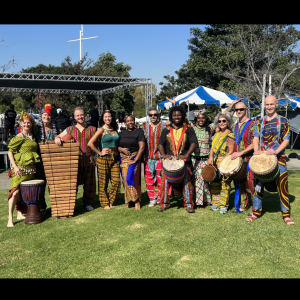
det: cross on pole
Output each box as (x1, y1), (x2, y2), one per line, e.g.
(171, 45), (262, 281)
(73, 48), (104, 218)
(67, 25), (98, 61)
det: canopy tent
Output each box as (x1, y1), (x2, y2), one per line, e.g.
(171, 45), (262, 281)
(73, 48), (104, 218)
(157, 86), (248, 110)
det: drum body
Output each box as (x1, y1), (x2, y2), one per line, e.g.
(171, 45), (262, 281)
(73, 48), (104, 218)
(162, 158), (185, 184)
(249, 152), (280, 192)
(219, 156), (247, 182)
(20, 179), (46, 225)
(202, 165), (220, 182)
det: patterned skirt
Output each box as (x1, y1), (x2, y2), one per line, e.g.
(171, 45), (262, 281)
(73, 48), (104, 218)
(191, 155), (212, 205)
(119, 152), (142, 203)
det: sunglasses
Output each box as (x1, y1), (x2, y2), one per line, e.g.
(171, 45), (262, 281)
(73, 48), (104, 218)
(149, 114), (158, 117)
(218, 119), (227, 123)
(235, 108), (245, 112)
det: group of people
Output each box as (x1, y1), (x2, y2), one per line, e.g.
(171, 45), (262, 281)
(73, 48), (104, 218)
(6, 95), (294, 227)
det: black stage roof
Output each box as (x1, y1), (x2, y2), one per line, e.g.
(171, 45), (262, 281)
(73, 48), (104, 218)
(0, 73), (151, 94)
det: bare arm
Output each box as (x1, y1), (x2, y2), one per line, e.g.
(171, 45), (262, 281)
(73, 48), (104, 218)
(8, 151), (22, 177)
(88, 128), (103, 156)
(54, 129), (68, 145)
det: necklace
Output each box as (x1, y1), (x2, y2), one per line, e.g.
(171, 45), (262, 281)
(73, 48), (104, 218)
(104, 125), (113, 131)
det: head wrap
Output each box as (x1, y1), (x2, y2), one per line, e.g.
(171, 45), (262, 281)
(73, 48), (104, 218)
(40, 104), (52, 116)
(19, 111), (35, 124)
(194, 109), (207, 117)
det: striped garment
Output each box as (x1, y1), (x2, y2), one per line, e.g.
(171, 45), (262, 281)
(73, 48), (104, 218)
(143, 122), (165, 160)
(66, 125), (97, 167)
(96, 155), (121, 208)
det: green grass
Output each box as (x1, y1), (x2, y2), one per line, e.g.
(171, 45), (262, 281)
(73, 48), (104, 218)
(0, 171), (300, 278)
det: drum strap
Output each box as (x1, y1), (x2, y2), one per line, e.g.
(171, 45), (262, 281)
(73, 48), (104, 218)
(234, 120), (252, 146)
(213, 133), (229, 161)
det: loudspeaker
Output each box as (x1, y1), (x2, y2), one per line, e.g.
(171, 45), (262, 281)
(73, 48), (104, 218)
(119, 111), (125, 123)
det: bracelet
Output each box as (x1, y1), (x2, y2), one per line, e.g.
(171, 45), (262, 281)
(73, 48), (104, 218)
(118, 147), (122, 152)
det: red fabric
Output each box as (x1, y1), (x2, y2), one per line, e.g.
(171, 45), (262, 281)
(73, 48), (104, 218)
(45, 106), (52, 114)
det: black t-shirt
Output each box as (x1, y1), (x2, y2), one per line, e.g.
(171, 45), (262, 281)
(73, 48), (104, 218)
(90, 108), (99, 122)
(158, 123), (198, 163)
(5, 109), (17, 126)
(119, 128), (146, 153)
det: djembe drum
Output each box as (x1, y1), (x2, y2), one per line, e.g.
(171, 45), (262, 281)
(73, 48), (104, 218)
(219, 156), (247, 181)
(39, 138), (80, 218)
(249, 151), (280, 192)
(202, 164), (220, 182)
(20, 179), (46, 225)
(162, 157), (185, 197)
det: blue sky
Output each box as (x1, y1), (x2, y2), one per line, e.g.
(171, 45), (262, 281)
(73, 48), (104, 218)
(0, 24), (207, 94)
(2, 24), (300, 95)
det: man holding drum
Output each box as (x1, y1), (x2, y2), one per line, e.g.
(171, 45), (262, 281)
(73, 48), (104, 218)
(157, 105), (198, 213)
(142, 107), (165, 207)
(55, 107), (97, 212)
(230, 100), (255, 213)
(246, 95), (294, 225)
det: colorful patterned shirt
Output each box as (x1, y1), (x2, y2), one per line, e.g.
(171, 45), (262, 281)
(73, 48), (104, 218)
(142, 122), (165, 160)
(234, 120), (255, 162)
(253, 116), (290, 165)
(66, 125), (96, 167)
(211, 131), (235, 164)
(192, 123), (215, 157)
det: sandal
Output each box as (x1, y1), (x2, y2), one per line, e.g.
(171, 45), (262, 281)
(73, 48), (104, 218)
(245, 212), (258, 222)
(283, 217), (295, 225)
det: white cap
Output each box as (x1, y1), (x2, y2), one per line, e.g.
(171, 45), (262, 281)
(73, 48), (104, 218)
(57, 108), (62, 113)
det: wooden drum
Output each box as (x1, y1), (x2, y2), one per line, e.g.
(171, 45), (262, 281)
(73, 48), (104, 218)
(202, 164), (220, 182)
(219, 156), (247, 182)
(249, 151), (279, 192)
(20, 179), (46, 225)
(39, 140), (80, 219)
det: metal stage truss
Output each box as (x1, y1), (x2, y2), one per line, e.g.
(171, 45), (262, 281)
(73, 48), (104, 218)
(0, 73), (153, 115)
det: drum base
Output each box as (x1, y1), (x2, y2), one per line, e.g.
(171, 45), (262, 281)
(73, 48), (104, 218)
(25, 205), (43, 225)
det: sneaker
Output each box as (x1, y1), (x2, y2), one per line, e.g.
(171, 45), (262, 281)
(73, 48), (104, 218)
(219, 208), (228, 214)
(148, 200), (157, 207)
(85, 205), (94, 211)
(210, 204), (219, 211)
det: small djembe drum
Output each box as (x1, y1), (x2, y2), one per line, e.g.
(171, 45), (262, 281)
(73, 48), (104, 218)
(219, 156), (247, 181)
(249, 151), (280, 192)
(20, 179), (46, 225)
(202, 164), (220, 182)
(39, 138), (79, 219)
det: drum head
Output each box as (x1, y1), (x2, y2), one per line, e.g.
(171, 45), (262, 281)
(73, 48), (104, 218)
(163, 158), (184, 171)
(249, 152), (277, 174)
(202, 165), (216, 182)
(20, 180), (45, 185)
(219, 156), (241, 175)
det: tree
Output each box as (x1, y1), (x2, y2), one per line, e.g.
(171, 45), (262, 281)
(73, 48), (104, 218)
(132, 83), (157, 117)
(11, 97), (28, 113)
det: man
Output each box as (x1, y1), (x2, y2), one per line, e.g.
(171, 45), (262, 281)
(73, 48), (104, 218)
(55, 107), (97, 211)
(142, 107), (165, 207)
(245, 95), (294, 225)
(230, 99), (255, 213)
(3, 104), (17, 144)
(54, 108), (71, 134)
(158, 105), (198, 213)
(90, 104), (100, 128)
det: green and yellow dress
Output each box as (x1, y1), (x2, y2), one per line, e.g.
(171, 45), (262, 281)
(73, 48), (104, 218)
(8, 135), (40, 213)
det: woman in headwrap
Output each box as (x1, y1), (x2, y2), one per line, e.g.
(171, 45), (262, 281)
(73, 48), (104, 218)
(207, 112), (236, 214)
(191, 109), (215, 209)
(35, 104), (58, 215)
(7, 112), (40, 227)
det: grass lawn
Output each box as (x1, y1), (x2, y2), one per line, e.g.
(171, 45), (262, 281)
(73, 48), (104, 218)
(0, 171), (300, 278)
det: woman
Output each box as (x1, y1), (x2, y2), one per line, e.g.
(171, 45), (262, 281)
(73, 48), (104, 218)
(88, 110), (121, 210)
(207, 112), (235, 214)
(7, 112), (40, 227)
(36, 104), (58, 215)
(118, 115), (145, 210)
(191, 109), (215, 209)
